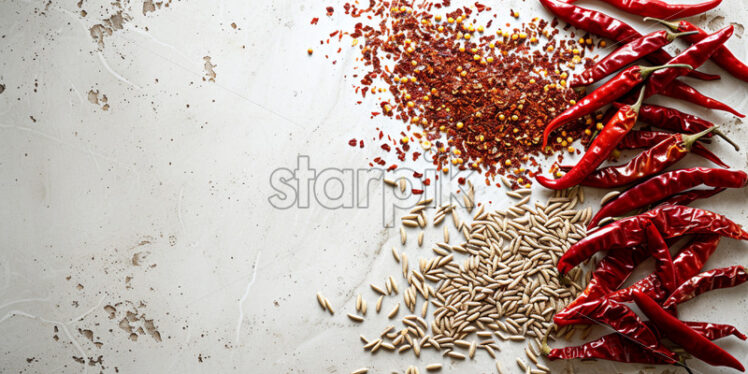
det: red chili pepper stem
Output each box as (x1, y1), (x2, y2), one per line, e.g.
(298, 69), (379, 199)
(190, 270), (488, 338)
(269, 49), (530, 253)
(666, 30), (700, 41)
(715, 130), (739, 151)
(681, 126), (719, 151)
(639, 64), (694, 80)
(644, 17), (686, 31)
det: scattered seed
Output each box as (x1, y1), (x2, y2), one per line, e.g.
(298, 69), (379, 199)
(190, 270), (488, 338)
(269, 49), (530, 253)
(600, 190), (620, 206)
(316, 292), (327, 311)
(351, 368), (368, 374)
(425, 363), (442, 371)
(348, 313), (364, 322)
(388, 303), (400, 319)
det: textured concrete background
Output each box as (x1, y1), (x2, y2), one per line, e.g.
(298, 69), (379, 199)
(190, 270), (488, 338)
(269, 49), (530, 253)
(0, 0), (746, 373)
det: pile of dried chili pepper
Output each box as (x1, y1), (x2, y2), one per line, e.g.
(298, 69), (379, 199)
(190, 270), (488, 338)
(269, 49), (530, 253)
(536, 1), (748, 360)
(545, 205), (748, 370)
(311, 0), (604, 188)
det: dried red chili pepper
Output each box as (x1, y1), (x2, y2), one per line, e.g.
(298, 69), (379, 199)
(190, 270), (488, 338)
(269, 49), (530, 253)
(589, 168), (747, 228)
(645, 25), (734, 98)
(557, 206), (748, 276)
(633, 291), (745, 371)
(663, 265), (748, 313)
(616, 102), (739, 150)
(654, 187), (726, 208)
(576, 127), (716, 188)
(541, 64), (691, 148)
(609, 234), (721, 303)
(549, 297), (678, 361)
(661, 80), (745, 118)
(616, 130), (729, 168)
(554, 245), (651, 325)
(646, 17), (748, 83)
(682, 322), (747, 341)
(549, 320), (744, 364)
(546, 332), (673, 364)
(570, 29), (697, 88)
(537, 87), (645, 189)
(648, 222), (677, 293)
(538, 0), (719, 81)
(566, 0), (722, 20)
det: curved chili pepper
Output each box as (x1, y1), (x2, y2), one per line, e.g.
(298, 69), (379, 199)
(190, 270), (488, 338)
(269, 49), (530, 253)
(549, 319), (745, 363)
(566, 0), (722, 20)
(609, 234), (721, 303)
(537, 87), (645, 189)
(570, 30), (697, 88)
(546, 332), (673, 364)
(552, 297), (678, 362)
(537, 0), (719, 81)
(618, 102), (739, 150)
(661, 80), (745, 118)
(577, 127), (716, 188)
(540, 64), (690, 148)
(589, 168), (747, 229)
(645, 25), (734, 98)
(655, 187), (726, 208)
(683, 322), (747, 341)
(663, 265), (748, 312)
(557, 206), (747, 275)
(646, 17), (748, 83)
(647, 222), (677, 293)
(616, 130), (729, 168)
(633, 291), (745, 371)
(554, 245), (651, 325)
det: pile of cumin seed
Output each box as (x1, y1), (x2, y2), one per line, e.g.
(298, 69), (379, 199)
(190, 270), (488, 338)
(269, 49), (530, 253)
(318, 184), (594, 374)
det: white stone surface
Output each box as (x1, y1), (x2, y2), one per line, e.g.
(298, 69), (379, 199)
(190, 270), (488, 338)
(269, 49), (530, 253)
(0, 0), (747, 373)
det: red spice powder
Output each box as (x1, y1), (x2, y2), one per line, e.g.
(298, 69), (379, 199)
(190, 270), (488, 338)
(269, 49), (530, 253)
(313, 1), (599, 188)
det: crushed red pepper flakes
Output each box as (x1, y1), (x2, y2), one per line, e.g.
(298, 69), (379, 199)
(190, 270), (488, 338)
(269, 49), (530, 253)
(312, 0), (598, 188)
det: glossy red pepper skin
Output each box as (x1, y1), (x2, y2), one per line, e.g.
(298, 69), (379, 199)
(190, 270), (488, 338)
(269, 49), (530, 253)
(550, 319), (745, 363)
(578, 132), (693, 188)
(663, 265), (748, 313)
(547, 332), (672, 364)
(559, 297), (677, 361)
(645, 26), (733, 97)
(566, 0), (722, 20)
(570, 30), (686, 88)
(589, 168), (747, 229)
(537, 0), (719, 80)
(662, 80), (745, 118)
(541, 66), (655, 148)
(609, 234), (721, 303)
(554, 245), (651, 325)
(537, 91), (643, 189)
(635, 103), (717, 133)
(650, 18), (748, 83)
(557, 206), (747, 275)
(633, 291), (745, 371)
(655, 187), (726, 208)
(620, 102), (739, 150)
(683, 322), (747, 341)
(646, 223), (677, 293)
(616, 130), (729, 168)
